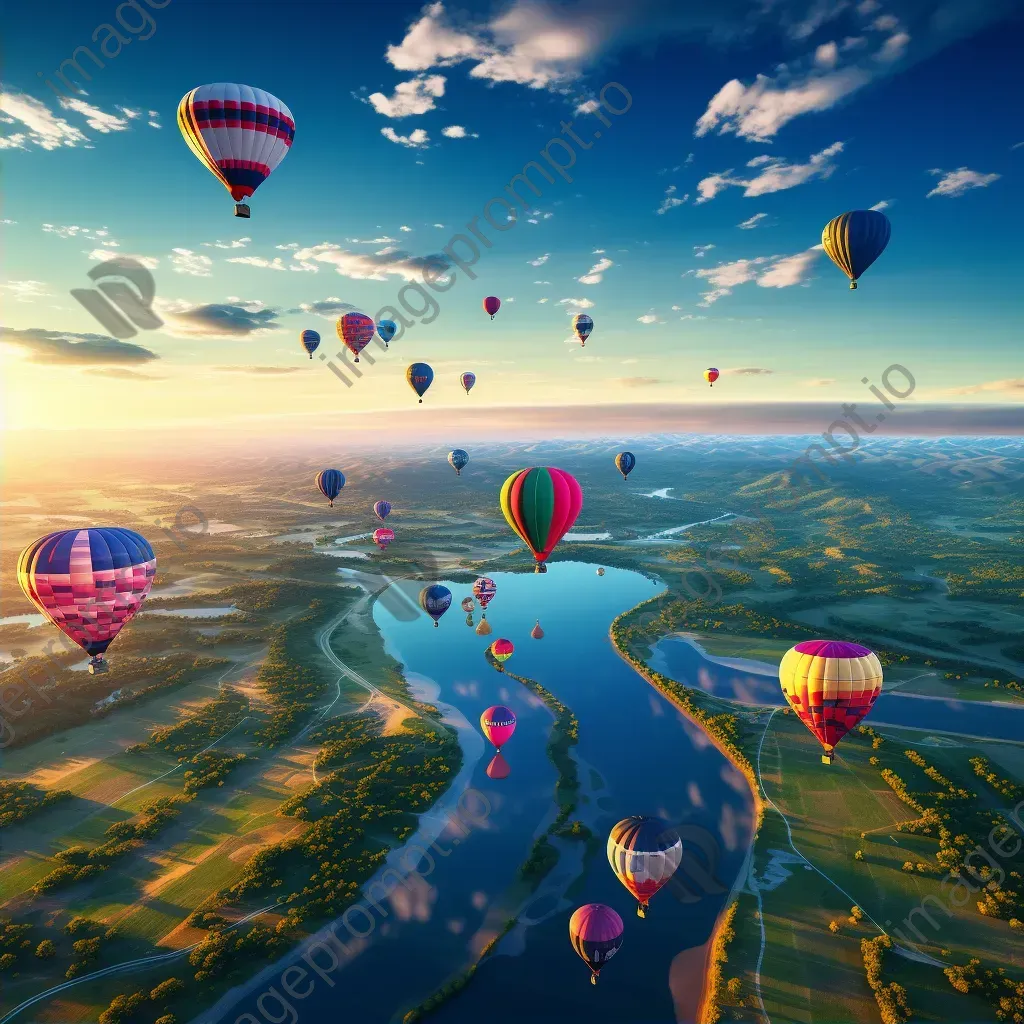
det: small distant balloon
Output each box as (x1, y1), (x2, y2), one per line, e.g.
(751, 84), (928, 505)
(704, 367), (720, 387)
(448, 449), (469, 476)
(597, 567), (605, 576)
(569, 905), (624, 985)
(483, 296), (500, 319)
(822, 210), (891, 290)
(300, 329), (320, 359)
(461, 596), (476, 613)
(373, 500), (392, 522)
(377, 319), (398, 347)
(372, 527), (395, 552)
(486, 752), (511, 780)
(531, 620), (545, 639)
(489, 638), (514, 672)
(407, 362), (434, 403)
(337, 312), (376, 363)
(475, 617), (492, 636)
(473, 577), (497, 615)
(461, 371), (476, 395)
(418, 584), (452, 627)
(316, 469), (345, 507)
(615, 452), (636, 480)
(480, 704), (516, 751)
(572, 313), (594, 346)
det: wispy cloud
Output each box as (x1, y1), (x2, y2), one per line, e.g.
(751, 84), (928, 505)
(381, 126), (430, 148)
(693, 244), (716, 259)
(294, 243), (447, 282)
(0, 279), (50, 302)
(696, 246), (822, 305)
(869, 200), (891, 211)
(287, 297), (358, 318)
(926, 167), (1001, 198)
(737, 212), (768, 229)
(636, 314), (663, 324)
(1, 327), (158, 364)
(170, 248), (214, 277)
(724, 366), (773, 375)
(615, 376), (663, 388)
(159, 301), (282, 339)
(442, 124), (479, 138)
(369, 75), (446, 117)
(578, 257), (613, 285)
(656, 184), (688, 215)
(804, 378), (837, 387)
(83, 367), (166, 380)
(203, 237), (251, 250)
(696, 142), (843, 203)
(530, 253), (551, 266)
(945, 378), (1024, 395)
(214, 365), (303, 375)
(558, 297), (595, 310)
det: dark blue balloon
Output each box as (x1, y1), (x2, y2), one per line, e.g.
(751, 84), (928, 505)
(377, 320), (398, 346)
(419, 584), (452, 626)
(407, 362), (434, 403)
(615, 451), (636, 479)
(316, 469), (345, 505)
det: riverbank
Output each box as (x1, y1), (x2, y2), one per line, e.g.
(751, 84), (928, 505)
(609, 605), (764, 1024)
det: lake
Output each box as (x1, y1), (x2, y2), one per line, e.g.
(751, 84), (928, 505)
(207, 563), (755, 1024)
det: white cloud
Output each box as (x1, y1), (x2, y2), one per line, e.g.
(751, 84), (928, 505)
(737, 212), (768, 229)
(534, 279), (551, 284)
(147, 109), (161, 129)
(537, 297), (549, 303)
(203, 237), (251, 249)
(757, 246), (822, 287)
(592, 248), (605, 254)
(170, 248), (214, 277)
(400, 225), (413, 232)
(872, 13), (899, 31)
(433, 222), (445, 227)
(0, 279), (49, 302)
(696, 142), (843, 202)
(529, 253), (551, 266)
(348, 235), (398, 244)
(442, 124), (478, 138)
(869, 200), (891, 211)
(381, 126), (430, 148)
(369, 75), (446, 118)
(637, 314), (659, 324)
(696, 246), (822, 305)
(815, 41), (839, 68)
(558, 297), (595, 309)
(693, 244), (716, 258)
(877, 32), (910, 62)
(59, 97), (131, 134)
(85, 248), (158, 269)
(575, 99), (600, 114)
(277, 242), (301, 250)
(43, 223), (117, 244)
(671, 305), (682, 311)
(578, 256), (613, 285)
(656, 184), (688, 215)
(926, 167), (1000, 198)
(293, 243), (446, 282)
(226, 256), (288, 271)
(0, 90), (87, 150)
(386, 2), (487, 71)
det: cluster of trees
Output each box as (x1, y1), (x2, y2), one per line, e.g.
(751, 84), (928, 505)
(944, 958), (1024, 1021)
(132, 692), (249, 756)
(95, 976), (185, 1024)
(32, 796), (189, 896)
(0, 780), (71, 828)
(700, 901), (738, 1024)
(188, 923), (288, 982)
(519, 835), (559, 883)
(182, 750), (248, 796)
(969, 756), (1024, 802)
(0, 916), (33, 973)
(860, 935), (913, 1024)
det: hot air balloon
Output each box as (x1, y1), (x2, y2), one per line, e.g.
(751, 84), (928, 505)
(418, 584), (452, 628)
(377, 319), (397, 348)
(472, 577), (497, 616)
(300, 330), (320, 359)
(316, 469), (345, 507)
(373, 527), (395, 552)
(480, 705), (516, 751)
(704, 368), (720, 387)
(572, 313), (594, 347)
(337, 312), (376, 363)
(486, 753), (511, 780)
(461, 372), (476, 395)
(779, 640), (883, 764)
(475, 617), (492, 636)
(489, 638), (514, 672)
(531, 620), (545, 640)
(500, 468), (583, 573)
(483, 296), (500, 320)
(461, 597), (476, 613)
(407, 362), (434, 403)
(466, 613), (475, 628)
(569, 905), (623, 985)
(373, 500), (392, 522)
(597, 567), (605, 576)
(18, 528), (156, 673)
(615, 452), (636, 480)
(177, 84), (294, 218)
(607, 816), (683, 918)
(448, 450), (469, 477)
(822, 210), (891, 290)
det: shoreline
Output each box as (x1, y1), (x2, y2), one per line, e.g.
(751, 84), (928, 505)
(608, 615), (764, 1024)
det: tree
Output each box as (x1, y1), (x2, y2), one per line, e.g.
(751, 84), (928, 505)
(829, 920), (841, 933)
(0, 953), (17, 972)
(855, 850), (864, 861)
(150, 978), (185, 1002)
(902, 861), (914, 872)
(35, 940), (57, 959)
(850, 906), (864, 923)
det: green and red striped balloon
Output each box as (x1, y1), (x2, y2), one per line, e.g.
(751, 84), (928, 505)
(499, 467), (583, 572)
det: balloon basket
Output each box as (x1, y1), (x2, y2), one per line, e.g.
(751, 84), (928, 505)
(637, 905), (646, 918)
(850, 281), (858, 290)
(88, 657), (108, 675)
(821, 752), (833, 765)
(233, 203), (251, 219)
(590, 974), (598, 986)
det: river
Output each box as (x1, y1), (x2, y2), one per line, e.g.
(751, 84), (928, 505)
(207, 563), (755, 1024)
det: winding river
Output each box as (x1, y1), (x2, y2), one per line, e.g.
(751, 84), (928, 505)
(207, 563), (755, 1024)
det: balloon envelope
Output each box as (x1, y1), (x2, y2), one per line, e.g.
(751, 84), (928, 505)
(822, 210), (891, 289)
(177, 83), (295, 204)
(569, 904), (623, 982)
(572, 313), (594, 344)
(499, 467), (583, 569)
(490, 638), (514, 663)
(473, 577), (497, 610)
(615, 451), (636, 480)
(337, 312), (376, 361)
(372, 527), (395, 551)
(300, 329), (320, 358)
(486, 753), (511, 780)
(418, 584), (452, 626)
(531, 620), (545, 639)
(373, 500), (392, 522)
(779, 640), (883, 762)
(461, 371), (476, 394)
(475, 617), (492, 636)
(480, 704), (516, 749)
(704, 368), (720, 386)
(483, 296), (500, 318)
(407, 363), (434, 402)
(448, 449), (470, 476)
(607, 816), (683, 915)
(18, 528), (156, 659)
(316, 469), (345, 505)
(377, 319), (397, 345)
(461, 596), (476, 613)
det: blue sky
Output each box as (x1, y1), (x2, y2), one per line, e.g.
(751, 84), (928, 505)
(2, 0), (1022, 439)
